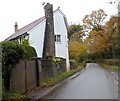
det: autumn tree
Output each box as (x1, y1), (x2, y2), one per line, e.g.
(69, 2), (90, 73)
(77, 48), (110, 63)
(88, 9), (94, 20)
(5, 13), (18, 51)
(83, 9), (107, 32)
(68, 41), (88, 61)
(85, 30), (112, 58)
(83, 9), (111, 58)
(68, 9), (119, 62)
(105, 16), (119, 58)
(68, 24), (88, 61)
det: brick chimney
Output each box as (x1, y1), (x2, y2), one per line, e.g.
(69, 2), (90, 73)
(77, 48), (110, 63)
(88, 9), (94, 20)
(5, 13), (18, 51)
(42, 3), (55, 59)
(14, 22), (18, 32)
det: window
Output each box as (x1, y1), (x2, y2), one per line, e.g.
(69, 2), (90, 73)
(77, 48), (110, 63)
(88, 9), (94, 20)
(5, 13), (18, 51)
(18, 34), (29, 44)
(18, 38), (22, 44)
(55, 35), (61, 42)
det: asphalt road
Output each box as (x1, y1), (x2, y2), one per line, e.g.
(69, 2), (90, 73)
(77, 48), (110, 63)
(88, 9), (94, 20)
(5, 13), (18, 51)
(43, 63), (118, 99)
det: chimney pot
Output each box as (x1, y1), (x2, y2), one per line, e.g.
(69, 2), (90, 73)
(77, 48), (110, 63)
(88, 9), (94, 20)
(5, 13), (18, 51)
(14, 22), (18, 32)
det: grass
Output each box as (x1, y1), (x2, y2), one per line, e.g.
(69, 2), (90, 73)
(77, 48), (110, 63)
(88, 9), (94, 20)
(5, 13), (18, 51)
(97, 59), (119, 69)
(40, 65), (84, 87)
(2, 92), (26, 99)
(103, 64), (120, 69)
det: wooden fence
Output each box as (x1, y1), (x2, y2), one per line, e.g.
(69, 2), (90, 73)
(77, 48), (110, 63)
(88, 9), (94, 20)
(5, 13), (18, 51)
(10, 58), (66, 93)
(10, 59), (38, 93)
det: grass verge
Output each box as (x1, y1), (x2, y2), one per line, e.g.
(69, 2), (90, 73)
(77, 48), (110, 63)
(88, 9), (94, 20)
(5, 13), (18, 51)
(2, 92), (26, 99)
(40, 65), (85, 87)
(100, 64), (120, 70)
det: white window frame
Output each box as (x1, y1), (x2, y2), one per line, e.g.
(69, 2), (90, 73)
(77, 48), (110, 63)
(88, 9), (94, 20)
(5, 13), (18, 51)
(55, 34), (61, 43)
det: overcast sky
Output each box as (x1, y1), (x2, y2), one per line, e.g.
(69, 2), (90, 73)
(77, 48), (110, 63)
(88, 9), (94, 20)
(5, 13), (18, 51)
(0, 0), (118, 41)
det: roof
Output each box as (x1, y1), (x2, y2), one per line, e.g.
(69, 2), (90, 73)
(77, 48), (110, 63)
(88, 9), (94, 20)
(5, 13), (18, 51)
(5, 17), (45, 41)
(5, 8), (68, 41)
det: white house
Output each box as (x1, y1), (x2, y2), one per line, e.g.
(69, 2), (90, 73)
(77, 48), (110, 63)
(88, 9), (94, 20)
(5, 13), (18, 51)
(5, 7), (70, 71)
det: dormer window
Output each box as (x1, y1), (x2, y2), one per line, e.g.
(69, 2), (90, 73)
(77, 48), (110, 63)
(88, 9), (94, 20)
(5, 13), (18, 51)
(55, 35), (61, 43)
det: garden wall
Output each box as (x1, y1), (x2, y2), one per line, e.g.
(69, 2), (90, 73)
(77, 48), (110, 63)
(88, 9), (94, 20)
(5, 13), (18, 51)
(40, 58), (66, 82)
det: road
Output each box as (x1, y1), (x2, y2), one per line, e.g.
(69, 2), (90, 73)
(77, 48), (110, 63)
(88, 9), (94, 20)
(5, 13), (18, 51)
(43, 63), (118, 99)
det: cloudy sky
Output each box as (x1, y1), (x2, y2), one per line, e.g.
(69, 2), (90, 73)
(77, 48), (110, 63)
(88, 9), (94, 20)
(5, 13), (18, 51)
(0, 0), (118, 41)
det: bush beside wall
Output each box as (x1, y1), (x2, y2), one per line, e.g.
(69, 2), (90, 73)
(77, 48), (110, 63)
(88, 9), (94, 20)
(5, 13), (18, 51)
(96, 59), (119, 66)
(22, 45), (37, 59)
(69, 59), (77, 67)
(1, 41), (37, 91)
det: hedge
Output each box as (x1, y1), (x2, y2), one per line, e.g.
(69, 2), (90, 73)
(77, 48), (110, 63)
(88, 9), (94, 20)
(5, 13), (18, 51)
(69, 59), (77, 67)
(21, 45), (37, 59)
(96, 59), (119, 66)
(1, 41), (37, 91)
(102, 59), (119, 66)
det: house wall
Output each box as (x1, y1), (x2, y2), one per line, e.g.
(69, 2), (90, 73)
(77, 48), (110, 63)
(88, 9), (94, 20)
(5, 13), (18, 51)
(29, 20), (46, 57)
(54, 11), (70, 71)
(29, 10), (70, 71)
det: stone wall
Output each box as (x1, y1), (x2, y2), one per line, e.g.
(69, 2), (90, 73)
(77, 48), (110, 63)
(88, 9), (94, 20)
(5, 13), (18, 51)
(39, 58), (66, 82)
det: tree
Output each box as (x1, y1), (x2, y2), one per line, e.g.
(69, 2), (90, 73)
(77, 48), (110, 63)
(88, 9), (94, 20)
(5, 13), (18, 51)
(105, 16), (119, 58)
(68, 24), (84, 41)
(83, 9), (107, 32)
(83, 9), (112, 59)
(68, 41), (88, 61)
(85, 30), (111, 58)
(84, 14), (119, 59)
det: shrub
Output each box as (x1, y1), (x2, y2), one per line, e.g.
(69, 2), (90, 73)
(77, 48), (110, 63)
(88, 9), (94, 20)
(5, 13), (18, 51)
(2, 41), (24, 91)
(85, 59), (93, 63)
(78, 62), (86, 67)
(21, 45), (37, 59)
(1, 41), (37, 91)
(69, 59), (77, 67)
(52, 57), (62, 65)
(103, 59), (119, 66)
(22, 39), (29, 46)
(95, 59), (119, 66)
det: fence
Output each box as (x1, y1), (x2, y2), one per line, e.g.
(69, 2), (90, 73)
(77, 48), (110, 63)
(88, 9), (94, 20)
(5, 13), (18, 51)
(10, 59), (38, 93)
(10, 58), (66, 93)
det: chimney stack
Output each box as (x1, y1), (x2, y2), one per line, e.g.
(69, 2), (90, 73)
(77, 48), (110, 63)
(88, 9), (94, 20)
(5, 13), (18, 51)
(42, 3), (55, 59)
(14, 22), (18, 32)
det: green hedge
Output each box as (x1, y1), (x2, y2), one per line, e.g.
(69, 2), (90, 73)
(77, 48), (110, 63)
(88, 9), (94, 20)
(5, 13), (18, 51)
(1, 41), (37, 91)
(69, 59), (77, 66)
(96, 59), (119, 66)
(103, 59), (119, 66)
(21, 45), (37, 59)
(2, 41), (24, 91)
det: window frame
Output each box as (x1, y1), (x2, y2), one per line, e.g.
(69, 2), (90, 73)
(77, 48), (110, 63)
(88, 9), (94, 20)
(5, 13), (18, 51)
(55, 34), (61, 43)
